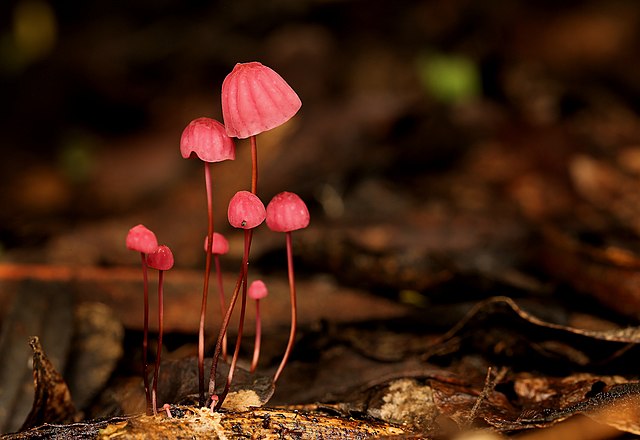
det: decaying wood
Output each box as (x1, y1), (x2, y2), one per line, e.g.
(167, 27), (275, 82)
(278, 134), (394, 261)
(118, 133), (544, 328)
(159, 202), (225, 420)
(5, 407), (407, 440)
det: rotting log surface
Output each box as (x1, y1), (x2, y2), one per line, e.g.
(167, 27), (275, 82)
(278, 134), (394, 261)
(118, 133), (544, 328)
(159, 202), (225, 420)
(4, 407), (406, 440)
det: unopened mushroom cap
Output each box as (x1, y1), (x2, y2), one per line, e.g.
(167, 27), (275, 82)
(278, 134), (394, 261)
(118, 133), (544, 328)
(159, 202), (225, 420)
(266, 192), (310, 233)
(248, 280), (268, 300)
(222, 62), (302, 139)
(126, 224), (158, 254)
(146, 245), (174, 271)
(227, 191), (266, 229)
(204, 232), (230, 255)
(180, 117), (236, 162)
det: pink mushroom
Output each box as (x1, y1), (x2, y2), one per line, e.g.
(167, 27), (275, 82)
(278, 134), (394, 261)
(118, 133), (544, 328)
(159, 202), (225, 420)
(180, 117), (235, 406)
(209, 191), (266, 410)
(125, 224), (158, 414)
(265, 192), (310, 383)
(248, 280), (268, 373)
(221, 62), (301, 194)
(126, 224), (159, 254)
(204, 232), (230, 359)
(146, 244), (174, 415)
(180, 118), (235, 162)
(227, 190), (267, 229)
(204, 231), (230, 255)
(222, 62), (302, 140)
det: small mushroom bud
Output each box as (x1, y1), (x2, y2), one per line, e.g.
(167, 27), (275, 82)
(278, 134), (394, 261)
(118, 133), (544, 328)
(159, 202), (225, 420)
(248, 280), (268, 373)
(146, 244), (174, 415)
(265, 192), (310, 383)
(228, 191), (266, 230)
(126, 224), (158, 254)
(125, 223), (158, 414)
(204, 232), (230, 359)
(265, 192), (310, 232)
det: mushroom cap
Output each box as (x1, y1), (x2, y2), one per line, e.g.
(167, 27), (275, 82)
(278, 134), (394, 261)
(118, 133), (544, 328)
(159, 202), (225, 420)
(266, 192), (310, 232)
(248, 280), (268, 300)
(222, 62), (302, 139)
(204, 232), (230, 255)
(227, 191), (266, 229)
(126, 224), (158, 254)
(146, 245), (174, 271)
(180, 117), (236, 162)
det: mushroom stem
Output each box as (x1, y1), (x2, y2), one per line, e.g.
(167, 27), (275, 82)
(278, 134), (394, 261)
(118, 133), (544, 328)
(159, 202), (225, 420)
(250, 135), (258, 194)
(215, 229), (251, 409)
(208, 230), (254, 410)
(198, 161), (215, 407)
(250, 298), (262, 373)
(214, 253), (228, 360)
(152, 269), (166, 415)
(140, 252), (151, 415)
(273, 231), (297, 383)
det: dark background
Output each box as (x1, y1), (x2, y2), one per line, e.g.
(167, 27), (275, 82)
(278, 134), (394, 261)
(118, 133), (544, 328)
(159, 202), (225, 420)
(3, 0), (640, 433)
(2, 0), (639, 266)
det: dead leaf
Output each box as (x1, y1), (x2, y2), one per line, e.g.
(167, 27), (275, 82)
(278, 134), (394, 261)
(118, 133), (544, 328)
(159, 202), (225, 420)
(0, 281), (73, 434)
(542, 224), (640, 319)
(20, 337), (77, 431)
(430, 296), (640, 371)
(95, 357), (274, 417)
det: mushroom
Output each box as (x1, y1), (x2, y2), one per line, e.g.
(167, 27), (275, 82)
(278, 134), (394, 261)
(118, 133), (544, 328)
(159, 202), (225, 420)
(125, 224), (158, 414)
(265, 192), (310, 383)
(145, 244), (174, 415)
(180, 117), (235, 406)
(209, 190), (266, 410)
(221, 62), (301, 194)
(248, 279), (268, 373)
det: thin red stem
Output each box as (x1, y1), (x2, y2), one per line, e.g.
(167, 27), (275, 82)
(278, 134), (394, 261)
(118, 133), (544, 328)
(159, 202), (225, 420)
(214, 254), (228, 361)
(273, 232), (297, 383)
(152, 270), (165, 415)
(208, 135), (258, 410)
(140, 253), (151, 415)
(208, 229), (254, 409)
(250, 299), (261, 373)
(198, 161), (214, 407)
(215, 229), (251, 409)
(208, 265), (243, 407)
(250, 135), (258, 194)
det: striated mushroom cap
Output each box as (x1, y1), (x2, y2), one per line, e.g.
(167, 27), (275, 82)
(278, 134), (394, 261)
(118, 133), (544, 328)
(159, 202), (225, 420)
(146, 245), (174, 271)
(222, 62), (302, 139)
(126, 224), (158, 254)
(266, 192), (310, 233)
(180, 117), (235, 162)
(227, 191), (266, 230)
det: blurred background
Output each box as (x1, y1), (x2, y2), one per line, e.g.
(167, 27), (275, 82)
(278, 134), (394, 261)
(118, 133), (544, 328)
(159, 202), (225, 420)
(3, 0), (640, 431)
(0, 0), (640, 432)
(1, 0), (638, 268)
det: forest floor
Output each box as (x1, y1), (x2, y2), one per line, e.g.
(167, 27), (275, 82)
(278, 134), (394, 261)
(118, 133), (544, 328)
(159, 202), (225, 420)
(3, 1), (640, 438)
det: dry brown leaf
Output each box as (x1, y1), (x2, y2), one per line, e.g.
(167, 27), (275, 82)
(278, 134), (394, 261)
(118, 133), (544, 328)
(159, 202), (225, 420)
(21, 337), (77, 431)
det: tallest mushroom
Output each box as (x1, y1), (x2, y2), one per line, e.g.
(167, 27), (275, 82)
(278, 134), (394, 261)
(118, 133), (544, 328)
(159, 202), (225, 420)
(207, 62), (301, 410)
(221, 61), (302, 194)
